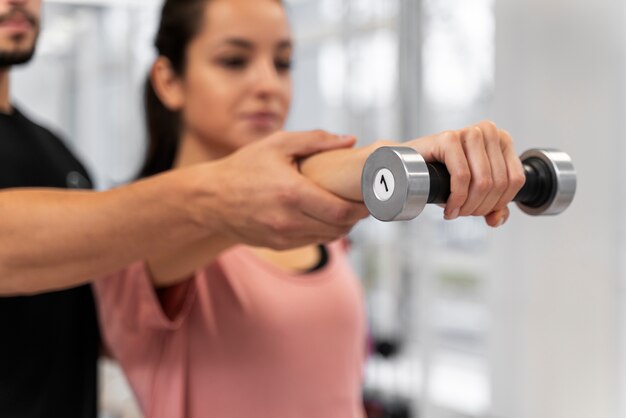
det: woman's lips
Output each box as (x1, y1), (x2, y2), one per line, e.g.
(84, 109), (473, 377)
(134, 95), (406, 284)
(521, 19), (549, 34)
(241, 113), (280, 130)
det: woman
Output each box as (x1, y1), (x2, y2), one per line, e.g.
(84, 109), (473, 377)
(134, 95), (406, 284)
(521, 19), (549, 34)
(95, 0), (524, 417)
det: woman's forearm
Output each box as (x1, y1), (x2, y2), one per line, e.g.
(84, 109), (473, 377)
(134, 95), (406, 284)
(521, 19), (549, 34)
(298, 141), (394, 202)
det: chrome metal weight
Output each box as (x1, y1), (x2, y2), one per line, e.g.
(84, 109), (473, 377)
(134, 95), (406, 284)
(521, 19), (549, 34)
(515, 149), (577, 216)
(361, 147), (430, 221)
(361, 146), (577, 222)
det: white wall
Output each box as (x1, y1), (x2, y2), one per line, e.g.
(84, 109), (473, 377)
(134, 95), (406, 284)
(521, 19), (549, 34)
(490, 0), (623, 417)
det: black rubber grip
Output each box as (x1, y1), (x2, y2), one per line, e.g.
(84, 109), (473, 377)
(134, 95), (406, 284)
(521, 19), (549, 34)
(426, 157), (556, 209)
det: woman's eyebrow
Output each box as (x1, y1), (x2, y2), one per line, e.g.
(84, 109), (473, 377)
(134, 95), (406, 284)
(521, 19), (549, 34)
(219, 38), (254, 49)
(217, 38), (293, 50)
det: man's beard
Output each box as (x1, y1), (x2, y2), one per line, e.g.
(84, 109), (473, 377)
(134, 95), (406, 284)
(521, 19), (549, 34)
(0, 45), (37, 67)
(0, 6), (39, 67)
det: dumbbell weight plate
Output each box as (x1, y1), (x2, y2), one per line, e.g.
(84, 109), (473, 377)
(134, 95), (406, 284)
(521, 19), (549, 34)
(516, 149), (577, 216)
(361, 147), (430, 221)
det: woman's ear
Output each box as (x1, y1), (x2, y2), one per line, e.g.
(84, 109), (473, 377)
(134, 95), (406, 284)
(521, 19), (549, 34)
(151, 57), (185, 111)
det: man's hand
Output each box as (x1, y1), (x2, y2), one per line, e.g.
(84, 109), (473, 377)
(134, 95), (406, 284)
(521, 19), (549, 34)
(194, 130), (369, 250)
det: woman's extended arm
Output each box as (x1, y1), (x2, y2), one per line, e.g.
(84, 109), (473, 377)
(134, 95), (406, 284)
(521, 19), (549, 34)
(300, 122), (526, 226)
(146, 121), (526, 287)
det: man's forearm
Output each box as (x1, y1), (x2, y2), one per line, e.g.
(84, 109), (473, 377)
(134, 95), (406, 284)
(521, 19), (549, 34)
(0, 169), (213, 295)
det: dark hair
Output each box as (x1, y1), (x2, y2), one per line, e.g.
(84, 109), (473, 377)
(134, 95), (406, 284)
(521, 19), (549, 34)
(139, 0), (208, 178)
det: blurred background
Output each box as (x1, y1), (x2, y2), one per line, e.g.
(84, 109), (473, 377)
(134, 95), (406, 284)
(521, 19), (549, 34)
(12, 0), (623, 417)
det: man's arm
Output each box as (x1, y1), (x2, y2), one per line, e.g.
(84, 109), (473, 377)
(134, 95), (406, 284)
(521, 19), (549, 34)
(0, 175), (205, 295)
(0, 131), (367, 296)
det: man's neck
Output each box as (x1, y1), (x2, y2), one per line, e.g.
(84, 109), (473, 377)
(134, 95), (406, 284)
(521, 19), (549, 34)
(0, 68), (11, 113)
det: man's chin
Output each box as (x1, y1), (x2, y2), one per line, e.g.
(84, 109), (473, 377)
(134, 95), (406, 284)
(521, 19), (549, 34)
(0, 47), (36, 67)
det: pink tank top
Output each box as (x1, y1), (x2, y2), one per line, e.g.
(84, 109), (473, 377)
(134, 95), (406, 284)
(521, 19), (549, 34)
(94, 241), (366, 418)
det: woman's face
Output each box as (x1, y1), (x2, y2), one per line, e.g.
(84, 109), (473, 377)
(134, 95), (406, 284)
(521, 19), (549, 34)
(179, 0), (293, 156)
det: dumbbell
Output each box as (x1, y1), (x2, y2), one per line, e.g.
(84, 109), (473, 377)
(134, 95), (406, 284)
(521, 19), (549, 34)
(361, 147), (577, 221)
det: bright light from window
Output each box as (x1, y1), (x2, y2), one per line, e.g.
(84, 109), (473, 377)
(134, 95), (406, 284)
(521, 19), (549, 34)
(422, 0), (495, 108)
(318, 29), (397, 111)
(319, 0), (344, 23)
(318, 40), (347, 108)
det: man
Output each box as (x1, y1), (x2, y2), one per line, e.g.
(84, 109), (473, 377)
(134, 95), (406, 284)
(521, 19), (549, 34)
(0, 0), (366, 416)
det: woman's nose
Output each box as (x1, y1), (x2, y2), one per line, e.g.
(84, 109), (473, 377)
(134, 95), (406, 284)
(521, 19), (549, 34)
(251, 60), (284, 97)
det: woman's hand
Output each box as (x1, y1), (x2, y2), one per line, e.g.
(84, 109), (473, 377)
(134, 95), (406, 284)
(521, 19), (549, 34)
(404, 120), (526, 227)
(299, 121), (525, 228)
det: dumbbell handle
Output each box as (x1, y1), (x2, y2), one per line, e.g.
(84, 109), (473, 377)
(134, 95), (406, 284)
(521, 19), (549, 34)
(426, 158), (555, 208)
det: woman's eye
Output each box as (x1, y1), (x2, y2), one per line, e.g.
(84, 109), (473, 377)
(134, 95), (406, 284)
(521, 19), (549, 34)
(275, 59), (292, 72)
(219, 57), (247, 69)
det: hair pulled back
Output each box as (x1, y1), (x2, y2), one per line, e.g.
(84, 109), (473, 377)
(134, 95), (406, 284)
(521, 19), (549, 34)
(140, 0), (207, 178)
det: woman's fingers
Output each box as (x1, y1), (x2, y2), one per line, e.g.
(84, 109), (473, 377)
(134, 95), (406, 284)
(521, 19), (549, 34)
(458, 121), (523, 226)
(492, 129), (526, 212)
(437, 131), (471, 220)
(429, 121), (522, 226)
(484, 207), (510, 228)
(401, 120), (522, 226)
(471, 121), (509, 216)
(457, 126), (493, 217)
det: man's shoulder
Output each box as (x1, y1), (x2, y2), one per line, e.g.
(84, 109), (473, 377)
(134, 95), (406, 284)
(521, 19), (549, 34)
(6, 106), (93, 188)
(11, 107), (65, 142)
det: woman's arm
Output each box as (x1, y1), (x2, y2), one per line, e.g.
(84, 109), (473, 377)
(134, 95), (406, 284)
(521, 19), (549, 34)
(297, 142), (378, 202)
(147, 121), (526, 287)
(300, 121), (526, 226)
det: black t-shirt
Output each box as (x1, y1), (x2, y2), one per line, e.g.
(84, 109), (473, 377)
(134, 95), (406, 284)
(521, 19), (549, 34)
(0, 108), (99, 418)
